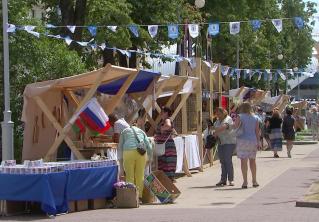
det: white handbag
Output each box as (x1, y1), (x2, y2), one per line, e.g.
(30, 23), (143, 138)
(155, 133), (172, 156)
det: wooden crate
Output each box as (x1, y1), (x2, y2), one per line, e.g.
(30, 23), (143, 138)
(76, 200), (89, 211)
(89, 198), (106, 210)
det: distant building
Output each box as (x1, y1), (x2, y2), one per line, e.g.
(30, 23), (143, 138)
(288, 73), (319, 100)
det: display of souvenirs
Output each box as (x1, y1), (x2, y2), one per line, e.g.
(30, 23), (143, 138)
(0, 159), (117, 175)
(1, 160), (16, 167)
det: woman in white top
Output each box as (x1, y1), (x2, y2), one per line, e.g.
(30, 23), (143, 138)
(214, 108), (236, 186)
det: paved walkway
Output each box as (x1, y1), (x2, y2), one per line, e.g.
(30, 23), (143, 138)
(5, 144), (319, 221)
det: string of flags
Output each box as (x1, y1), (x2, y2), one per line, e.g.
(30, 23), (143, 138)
(6, 16), (314, 81)
(7, 16), (304, 40)
(207, 63), (315, 81)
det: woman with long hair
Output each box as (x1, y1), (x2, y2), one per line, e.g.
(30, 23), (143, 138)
(282, 107), (295, 158)
(214, 108), (236, 186)
(235, 102), (261, 188)
(154, 106), (177, 182)
(269, 110), (283, 158)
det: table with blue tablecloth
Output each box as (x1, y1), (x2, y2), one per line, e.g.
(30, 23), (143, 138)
(0, 165), (118, 215)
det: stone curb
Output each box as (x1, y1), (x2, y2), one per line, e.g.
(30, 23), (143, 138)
(283, 141), (318, 145)
(296, 200), (319, 208)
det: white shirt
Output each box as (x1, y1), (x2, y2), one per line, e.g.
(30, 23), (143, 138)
(114, 118), (130, 134)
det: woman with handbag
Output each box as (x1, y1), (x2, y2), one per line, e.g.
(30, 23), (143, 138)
(154, 106), (177, 182)
(234, 102), (261, 189)
(214, 108), (236, 186)
(118, 126), (152, 199)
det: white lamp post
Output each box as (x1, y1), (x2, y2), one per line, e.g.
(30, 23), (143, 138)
(293, 67), (300, 100)
(2, 0), (14, 160)
(195, 0), (205, 8)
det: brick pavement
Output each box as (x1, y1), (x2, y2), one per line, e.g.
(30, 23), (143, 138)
(4, 144), (319, 222)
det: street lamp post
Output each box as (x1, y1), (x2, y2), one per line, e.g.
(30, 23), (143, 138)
(293, 67), (300, 100)
(2, 0), (14, 160)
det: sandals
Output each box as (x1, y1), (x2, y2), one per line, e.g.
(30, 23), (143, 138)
(241, 184), (248, 189)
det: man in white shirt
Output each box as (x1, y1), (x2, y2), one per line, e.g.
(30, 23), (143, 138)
(108, 114), (130, 143)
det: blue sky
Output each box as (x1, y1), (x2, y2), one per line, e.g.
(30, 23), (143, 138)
(304, 0), (319, 34)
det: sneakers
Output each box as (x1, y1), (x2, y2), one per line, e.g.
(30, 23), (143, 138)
(216, 181), (227, 187)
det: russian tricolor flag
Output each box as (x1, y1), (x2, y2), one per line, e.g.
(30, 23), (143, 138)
(70, 98), (111, 134)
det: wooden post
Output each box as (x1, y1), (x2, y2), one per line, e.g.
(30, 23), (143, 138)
(218, 64), (222, 107)
(180, 61), (188, 134)
(34, 96), (84, 160)
(195, 58), (203, 171)
(209, 62), (214, 119)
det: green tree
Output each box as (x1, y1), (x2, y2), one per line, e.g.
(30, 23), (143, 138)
(0, 1), (86, 161)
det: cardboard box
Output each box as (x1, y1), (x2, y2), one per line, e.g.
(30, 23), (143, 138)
(89, 198), (106, 209)
(68, 201), (76, 213)
(76, 200), (89, 211)
(116, 187), (139, 208)
(1, 200), (27, 216)
(142, 186), (155, 204)
(144, 170), (181, 203)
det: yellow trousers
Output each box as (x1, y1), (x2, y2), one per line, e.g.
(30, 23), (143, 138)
(123, 149), (147, 198)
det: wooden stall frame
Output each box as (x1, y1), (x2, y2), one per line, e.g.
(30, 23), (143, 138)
(36, 64), (143, 160)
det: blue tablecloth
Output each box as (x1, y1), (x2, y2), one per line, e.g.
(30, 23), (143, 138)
(0, 172), (68, 215)
(66, 165), (118, 201)
(0, 165), (118, 215)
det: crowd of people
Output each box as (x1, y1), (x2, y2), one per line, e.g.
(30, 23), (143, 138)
(203, 101), (319, 189)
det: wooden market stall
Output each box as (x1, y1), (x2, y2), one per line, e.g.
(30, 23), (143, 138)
(22, 64), (161, 161)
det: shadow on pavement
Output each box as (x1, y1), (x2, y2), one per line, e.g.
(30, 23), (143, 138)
(210, 202), (235, 206)
(190, 185), (218, 189)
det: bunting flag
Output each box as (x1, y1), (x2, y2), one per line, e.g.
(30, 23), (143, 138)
(221, 66), (230, 76)
(243, 69), (248, 79)
(88, 26), (97, 36)
(99, 43), (106, 50)
(257, 71), (262, 81)
(64, 36), (73, 45)
(264, 70), (268, 81)
(230, 22), (240, 35)
(107, 26), (117, 32)
(211, 64), (219, 73)
(269, 71), (273, 81)
(188, 24), (199, 38)
(236, 69), (241, 79)
(277, 70), (287, 80)
(294, 17), (304, 29)
(7, 24), (16, 33)
(208, 23), (220, 36)
(67, 25), (76, 33)
(148, 25), (158, 38)
(272, 19), (282, 32)
(129, 25), (139, 37)
(250, 20), (261, 32)
(203, 61), (211, 68)
(118, 49), (131, 58)
(273, 72), (278, 81)
(71, 98), (111, 134)
(24, 25), (40, 38)
(168, 24), (179, 39)
(229, 68), (235, 77)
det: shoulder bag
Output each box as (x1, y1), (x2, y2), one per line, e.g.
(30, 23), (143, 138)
(131, 127), (146, 156)
(155, 132), (172, 156)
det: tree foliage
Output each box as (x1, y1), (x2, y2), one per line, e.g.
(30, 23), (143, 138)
(0, 1), (86, 161)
